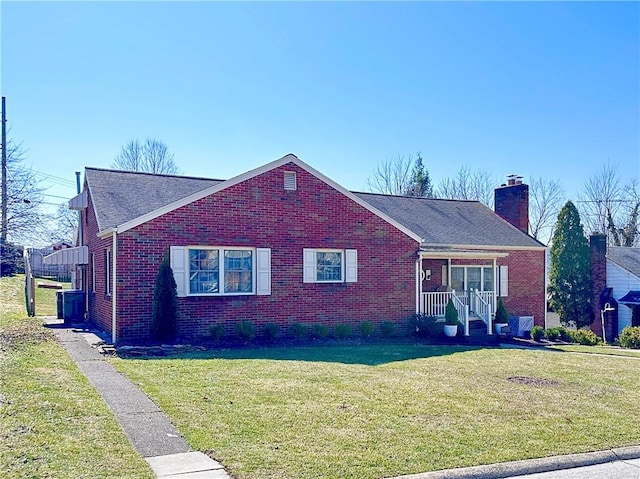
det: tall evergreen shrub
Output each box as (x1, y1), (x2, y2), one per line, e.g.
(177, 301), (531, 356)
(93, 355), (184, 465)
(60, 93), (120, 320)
(151, 256), (178, 342)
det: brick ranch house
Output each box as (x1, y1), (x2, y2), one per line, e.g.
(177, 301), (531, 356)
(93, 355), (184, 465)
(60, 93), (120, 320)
(53, 154), (546, 344)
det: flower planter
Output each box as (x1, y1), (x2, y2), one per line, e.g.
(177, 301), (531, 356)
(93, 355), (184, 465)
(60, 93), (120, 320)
(444, 324), (458, 337)
(494, 323), (508, 335)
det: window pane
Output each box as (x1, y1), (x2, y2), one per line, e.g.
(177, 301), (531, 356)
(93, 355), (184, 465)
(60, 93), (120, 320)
(467, 267), (481, 291)
(224, 250), (253, 293)
(316, 251), (342, 281)
(483, 267), (494, 292)
(189, 249), (219, 294)
(451, 267), (464, 291)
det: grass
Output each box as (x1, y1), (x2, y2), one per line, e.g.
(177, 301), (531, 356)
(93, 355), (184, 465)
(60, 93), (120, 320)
(0, 275), (154, 479)
(112, 344), (640, 479)
(546, 344), (640, 358)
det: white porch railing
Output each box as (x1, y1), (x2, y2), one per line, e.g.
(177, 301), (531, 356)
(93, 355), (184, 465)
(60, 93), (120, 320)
(470, 289), (492, 334)
(421, 290), (496, 336)
(450, 291), (469, 336)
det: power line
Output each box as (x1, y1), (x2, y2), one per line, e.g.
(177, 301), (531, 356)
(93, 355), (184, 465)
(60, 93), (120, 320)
(30, 169), (76, 186)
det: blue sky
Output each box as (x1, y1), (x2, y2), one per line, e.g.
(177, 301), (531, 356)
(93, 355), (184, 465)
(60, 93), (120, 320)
(2, 1), (638, 211)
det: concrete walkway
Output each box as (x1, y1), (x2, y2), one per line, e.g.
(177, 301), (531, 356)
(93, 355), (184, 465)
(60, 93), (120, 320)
(47, 320), (229, 479)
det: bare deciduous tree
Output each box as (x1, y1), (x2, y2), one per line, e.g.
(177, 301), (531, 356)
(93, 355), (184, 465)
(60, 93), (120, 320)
(367, 153), (434, 197)
(436, 165), (497, 207)
(48, 202), (78, 245)
(112, 138), (179, 174)
(4, 140), (48, 244)
(579, 163), (639, 246)
(529, 177), (566, 245)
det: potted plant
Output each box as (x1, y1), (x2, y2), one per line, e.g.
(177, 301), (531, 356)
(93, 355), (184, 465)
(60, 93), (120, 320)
(444, 298), (459, 337)
(494, 297), (509, 335)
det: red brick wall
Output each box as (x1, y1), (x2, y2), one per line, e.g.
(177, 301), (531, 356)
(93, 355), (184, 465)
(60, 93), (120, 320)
(83, 187), (113, 335)
(497, 250), (546, 327)
(111, 163), (419, 343)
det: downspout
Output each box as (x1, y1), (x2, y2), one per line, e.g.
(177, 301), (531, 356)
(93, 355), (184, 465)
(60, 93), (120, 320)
(112, 228), (117, 344)
(415, 254), (420, 314)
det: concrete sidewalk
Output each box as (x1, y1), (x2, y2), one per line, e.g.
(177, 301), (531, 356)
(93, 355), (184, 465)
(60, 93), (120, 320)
(47, 320), (229, 479)
(389, 447), (640, 479)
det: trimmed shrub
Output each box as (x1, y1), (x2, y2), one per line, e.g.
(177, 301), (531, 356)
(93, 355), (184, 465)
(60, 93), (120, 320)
(379, 321), (395, 338)
(411, 314), (440, 337)
(617, 326), (640, 349)
(544, 327), (561, 341)
(359, 321), (374, 338)
(310, 323), (329, 339)
(557, 326), (573, 342)
(445, 298), (459, 325)
(263, 323), (279, 341)
(334, 323), (352, 340)
(151, 256), (178, 343)
(290, 322), (307, 340)
(235, 320), (256, 342)
(570, 328), (600, 346)
(530, 325), (544, 342)
(208, 323), (225, 341)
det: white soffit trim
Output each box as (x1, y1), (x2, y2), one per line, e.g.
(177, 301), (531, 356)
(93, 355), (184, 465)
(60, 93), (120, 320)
(422, 243), (547, 252)
(109, 154), (422, 242)
(420, 250), (509, 259)
(97, 227), (117, 239)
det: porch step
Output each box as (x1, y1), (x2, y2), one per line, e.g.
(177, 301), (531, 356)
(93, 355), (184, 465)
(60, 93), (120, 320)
(469, 317), (487, 337)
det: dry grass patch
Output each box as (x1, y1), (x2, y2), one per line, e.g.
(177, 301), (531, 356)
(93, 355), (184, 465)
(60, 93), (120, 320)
(112, 345), (640, 479)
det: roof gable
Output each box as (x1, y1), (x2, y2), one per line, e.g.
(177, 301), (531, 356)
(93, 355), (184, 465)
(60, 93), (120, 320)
(607, 246), (640, 278)
(352, 192), (545, 249)
(88, 155), (422, 242)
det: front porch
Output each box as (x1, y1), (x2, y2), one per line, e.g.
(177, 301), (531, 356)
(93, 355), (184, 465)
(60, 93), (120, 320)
(417, 249), (508, 336)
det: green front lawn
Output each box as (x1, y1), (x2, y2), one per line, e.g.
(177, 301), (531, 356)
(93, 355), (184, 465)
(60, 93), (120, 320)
(112, 344), (640, 479)
(0, 275), (154, 479)
(547, 344), (640, 358)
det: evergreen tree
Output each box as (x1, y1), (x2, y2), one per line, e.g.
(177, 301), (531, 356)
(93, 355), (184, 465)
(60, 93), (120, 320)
(408, 153), (434, 198)
(548, 201), (593, 328)
(151, 256), (178, 342)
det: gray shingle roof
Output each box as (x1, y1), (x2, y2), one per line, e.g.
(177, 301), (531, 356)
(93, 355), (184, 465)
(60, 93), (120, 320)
(608, 246), (640, 278)
(352, 192), (545, 248)
(86, 168), (222, 230)
(85, 166), (545, 249)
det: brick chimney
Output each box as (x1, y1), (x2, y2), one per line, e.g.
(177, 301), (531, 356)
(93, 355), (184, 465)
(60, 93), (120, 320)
(494, 175), (529, 234)
(590, 233), (617, 340)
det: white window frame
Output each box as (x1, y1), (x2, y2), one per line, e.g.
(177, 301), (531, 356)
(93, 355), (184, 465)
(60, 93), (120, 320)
(450, 265), (495, 292)
(303, 248), (357, 284)
(187, 246), (256, 296)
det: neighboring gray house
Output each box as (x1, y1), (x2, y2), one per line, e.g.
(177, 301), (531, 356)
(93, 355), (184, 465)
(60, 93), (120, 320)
(607, 246), (640, 331)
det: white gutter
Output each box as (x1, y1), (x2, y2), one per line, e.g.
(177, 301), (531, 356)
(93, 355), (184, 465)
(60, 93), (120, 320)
(415, 257), (420, 314)
(111, 228), (117, 344)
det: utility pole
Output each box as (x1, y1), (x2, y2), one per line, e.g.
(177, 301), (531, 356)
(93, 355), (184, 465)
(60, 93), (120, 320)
(1, 97), (7, 243)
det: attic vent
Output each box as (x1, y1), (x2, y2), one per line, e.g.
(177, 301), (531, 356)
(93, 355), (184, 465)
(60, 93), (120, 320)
(284, 171), (297, 191)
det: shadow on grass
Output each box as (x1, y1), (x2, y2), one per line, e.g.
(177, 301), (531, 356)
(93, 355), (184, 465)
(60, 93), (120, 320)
(127, 342), (487, 366)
